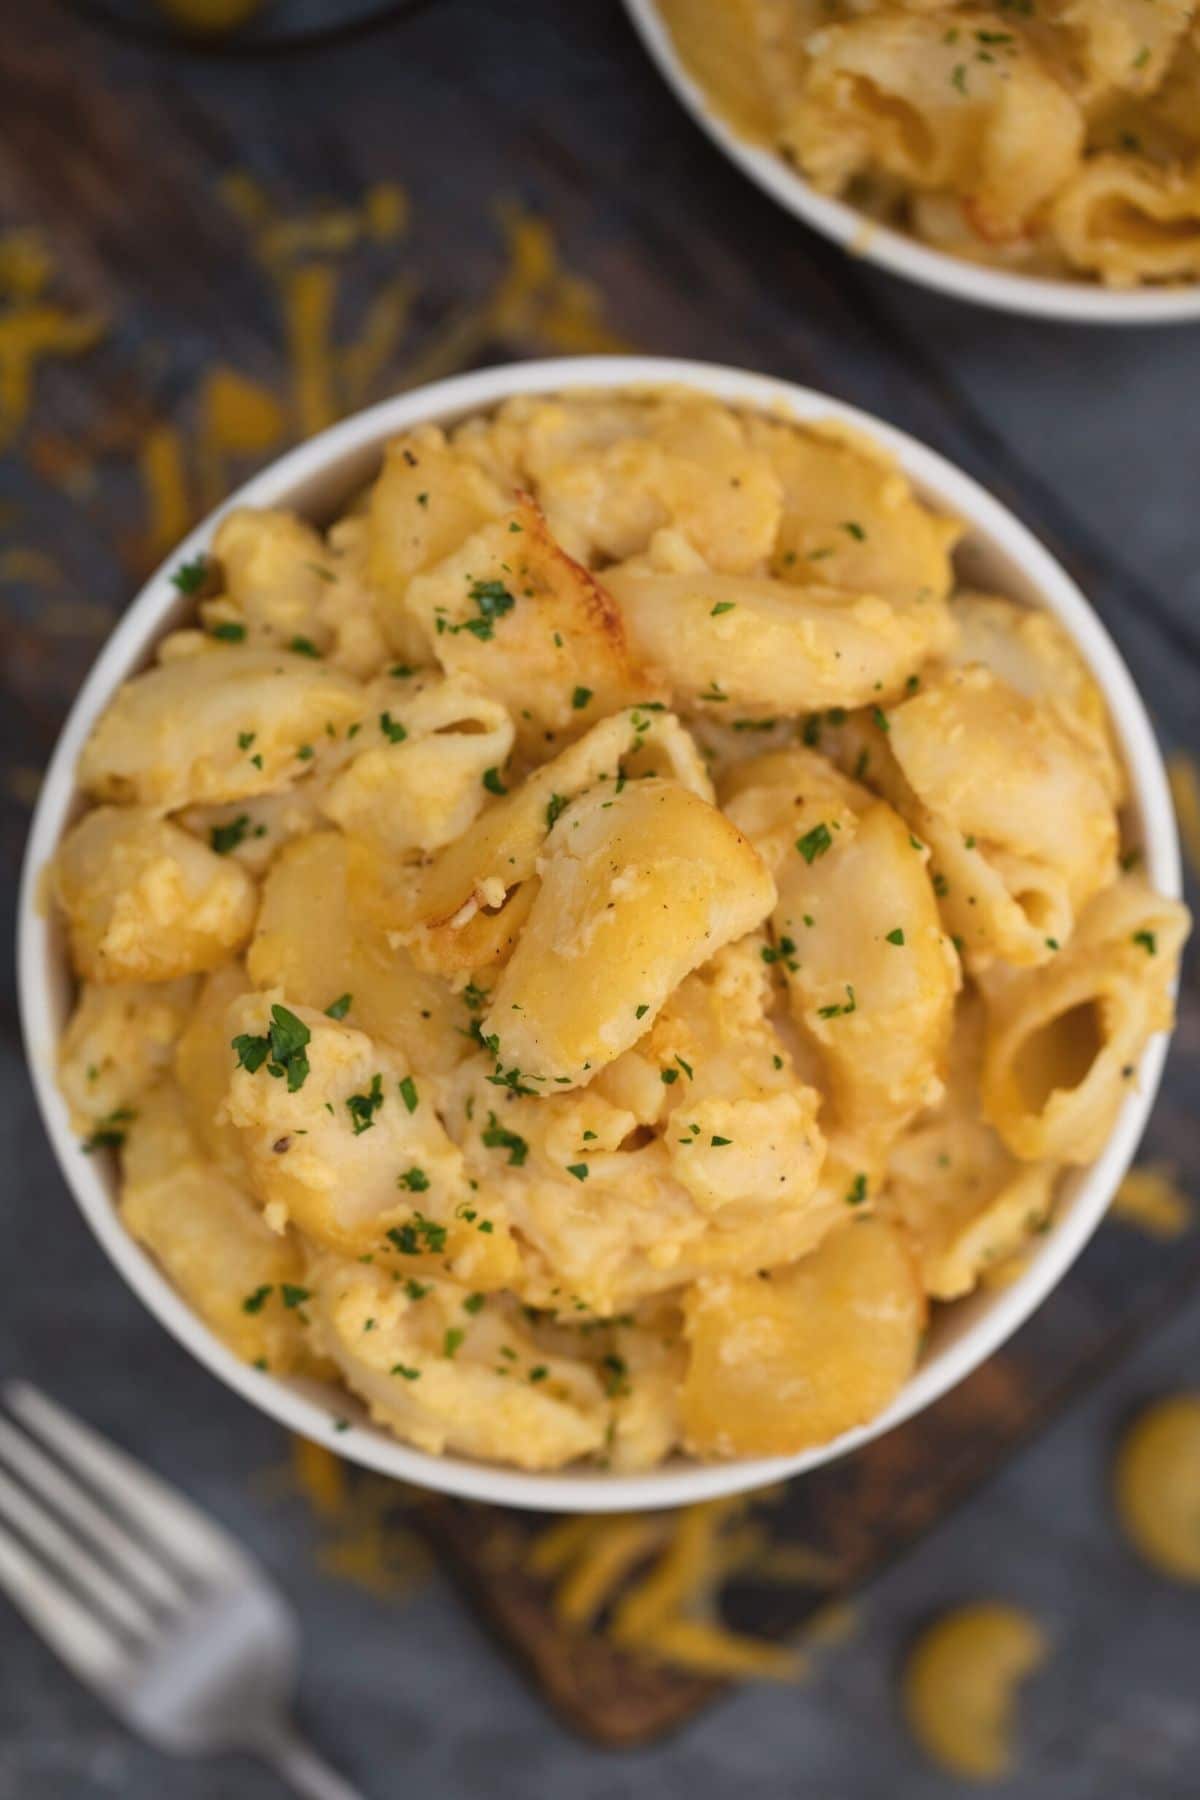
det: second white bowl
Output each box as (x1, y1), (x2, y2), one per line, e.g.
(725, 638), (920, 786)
(622, 0), (1200, 327)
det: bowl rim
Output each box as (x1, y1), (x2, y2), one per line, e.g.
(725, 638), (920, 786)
(17, 353), (1183, 1512)
(621, 0), (1200, 327)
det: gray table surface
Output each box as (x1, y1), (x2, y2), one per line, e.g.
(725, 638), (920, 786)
(2, 2), (1198, 1795)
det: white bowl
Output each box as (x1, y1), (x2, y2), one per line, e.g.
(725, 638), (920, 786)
(18, 355), (1183, 1512)
(622, 0), (1200, 327)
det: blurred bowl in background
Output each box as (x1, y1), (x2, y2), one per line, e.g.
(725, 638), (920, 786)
(621, 0), (1200, 328)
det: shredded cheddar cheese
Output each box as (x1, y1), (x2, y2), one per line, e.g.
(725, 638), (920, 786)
(527, 1494), (840, 1682)
(0, 230), (105, 452)
(1167, 753), (1200, 883)
(138, 424), (193, 562)
(197, 366), (287, 508)
(1110, 1164), (1192, 1241)
(286, 1437), (430, 1598)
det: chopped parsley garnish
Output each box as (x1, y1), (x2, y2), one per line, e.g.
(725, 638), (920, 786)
(841, 520), (866, 541)
(396, 1167), (431, 1195)
(817, 984), (857, 1020)
(601, 1353), (629, 1397)
(380, 711), (408, 743)
(387, 1211), (444, 1252)
(81, 1108), (135, 1153)
(443, 1328), (464, 1360)
(545, 792), (568, 830)
(481, 1110), (528, 1167)
(661, 1067), (679, 1085)
(529, 1365), (549, 1383)
(885, 928), (905, 946)
(289, 636), (321, 658)
(796, 822), (833, 864)
(482, 766), (508, 795)
(1132, 930), (1157, 955)
(571, 685), (593, 710)
(346, 1073), (384, 1134)
(325, 993), (352, 1020)
(438, 577), (517, 641)
(281, 1284), (311, 1309)
(762, 935), (798, 970)
(231, 1004), (311, 1092)
(391, 1364), (421, 1380)
(486, 1059), (539, 1097)
(172, 555), (209, 595)
(242, 1284), (273, 1315)
(675, 1055), (694, 1080)
(845, 1173), (868, 1207)
(211, 621), (245, 642)
(463, 1292), (485, 1315)
(635, 1003), (649, 1020)
(462, 981), (489, 1012)
(237, 730), (256, 751)
(210, 814), (251, 855)
(405, 1279), (430, 1301)
(871, 706), (890, 732)
(710, 601), (736, 617)
(398, 1076), (419, 1114)
(566, 1163), (589, 1182)
(710, 1136), (731, 1148)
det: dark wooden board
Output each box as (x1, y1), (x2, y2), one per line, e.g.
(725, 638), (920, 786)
(1, 0), (1197, 1756)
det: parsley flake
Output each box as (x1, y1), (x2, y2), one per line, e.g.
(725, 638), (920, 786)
(796, 823), (833, 864)
(481, 1110), (528, 1166)
(210, 814), (250, 855)
(346, 1073), (384, 1135)
(172, 555), (209, 595)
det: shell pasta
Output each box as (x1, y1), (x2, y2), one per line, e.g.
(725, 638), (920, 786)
(53, 387), (1189, 1470)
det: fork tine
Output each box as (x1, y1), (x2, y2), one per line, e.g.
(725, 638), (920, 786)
(0, 1418), (187, 1612)
(5, 1385), (254, 1585)
(0, 1518), (127, 1690)
(0, 1463), (154, 1639)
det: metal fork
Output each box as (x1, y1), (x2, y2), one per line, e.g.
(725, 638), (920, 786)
(0, 1382), (364, 1799)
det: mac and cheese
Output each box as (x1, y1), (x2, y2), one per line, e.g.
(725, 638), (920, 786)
(55, 388), (1189, 1469)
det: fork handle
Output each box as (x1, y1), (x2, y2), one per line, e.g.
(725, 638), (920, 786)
(257, 1723), (365, 1800)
